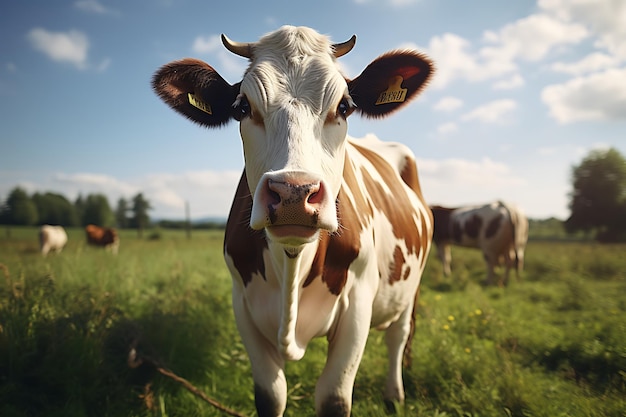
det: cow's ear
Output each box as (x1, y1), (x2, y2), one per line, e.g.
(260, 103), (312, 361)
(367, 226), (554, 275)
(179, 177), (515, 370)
(348, 51), (434, 118)
(152, 58), (240, 128)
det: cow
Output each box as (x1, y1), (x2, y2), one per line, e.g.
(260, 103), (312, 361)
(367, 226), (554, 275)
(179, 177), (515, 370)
(85, 224), (119, 254)
(431, 201), (528, 286)
(39, 225), (68, 256)
(152, 25), (434, 416)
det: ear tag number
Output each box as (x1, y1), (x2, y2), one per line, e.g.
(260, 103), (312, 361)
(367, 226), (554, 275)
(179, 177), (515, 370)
(375, 76), (407, 105)
(188, 92), (212, 114)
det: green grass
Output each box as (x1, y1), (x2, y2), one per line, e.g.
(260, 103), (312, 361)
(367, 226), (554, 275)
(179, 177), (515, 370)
(1, 227), (624, 416)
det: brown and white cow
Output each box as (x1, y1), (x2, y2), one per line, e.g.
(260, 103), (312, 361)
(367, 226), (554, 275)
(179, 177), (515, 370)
(85, 224), (119, 254)
(431, 201), (528, 286)
(152, 26), (434, 416)
(39, 225), (68, 256)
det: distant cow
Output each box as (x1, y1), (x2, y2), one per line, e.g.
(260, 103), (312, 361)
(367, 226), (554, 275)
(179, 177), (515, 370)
(39, 225), (68, 256)
(85, 224), (119, 254)
(431, 201), (528, 285)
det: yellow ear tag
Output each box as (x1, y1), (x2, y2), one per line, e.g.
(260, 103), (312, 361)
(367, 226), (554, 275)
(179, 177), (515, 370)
(375, 76), (407, 105)
(187, 92), (212, 114)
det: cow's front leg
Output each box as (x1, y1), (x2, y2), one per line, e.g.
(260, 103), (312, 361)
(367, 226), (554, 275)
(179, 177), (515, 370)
(233, 296), (287, 417)
(315, 288), (373, 416)
(383, 303), (414, 405)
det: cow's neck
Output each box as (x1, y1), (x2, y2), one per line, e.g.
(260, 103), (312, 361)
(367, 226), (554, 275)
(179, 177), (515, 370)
(267, 239), (320, 361)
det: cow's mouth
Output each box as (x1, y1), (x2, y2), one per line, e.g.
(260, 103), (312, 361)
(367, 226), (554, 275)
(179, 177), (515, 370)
(266, 225), (319, 245)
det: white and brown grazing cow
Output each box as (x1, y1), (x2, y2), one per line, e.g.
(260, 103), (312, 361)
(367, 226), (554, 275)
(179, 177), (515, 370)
(85, 224), (119, 254)
(39, 225), (68, 256)
(431, 201), (528, 286)
(153, 25), (434, 416)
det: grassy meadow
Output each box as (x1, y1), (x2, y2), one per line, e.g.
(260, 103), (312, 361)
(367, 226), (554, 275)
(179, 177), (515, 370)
(0, 226), (624, 417)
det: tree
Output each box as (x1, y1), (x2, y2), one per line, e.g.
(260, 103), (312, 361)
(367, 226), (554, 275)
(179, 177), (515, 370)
(130, 193), (152, 237)
(75, 194), (86, 226)
(32, 192), (79, 226)
(566, 147), (626, 241)
(82, 193), (114, 227)
(0, 187), (38, 225)
(115, 198), (130, 229)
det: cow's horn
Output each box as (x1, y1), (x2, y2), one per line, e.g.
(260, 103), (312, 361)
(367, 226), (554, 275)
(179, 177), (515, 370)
(221, 34), (252, 58)
(333, 35), (356, 58)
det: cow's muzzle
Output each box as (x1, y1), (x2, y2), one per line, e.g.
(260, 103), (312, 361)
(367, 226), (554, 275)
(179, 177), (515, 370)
(250, 171), (338, 241)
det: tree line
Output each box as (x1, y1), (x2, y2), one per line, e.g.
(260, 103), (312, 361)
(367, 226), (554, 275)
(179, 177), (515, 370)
(0, 147), (624, 240)
(0, 189), (152, 230)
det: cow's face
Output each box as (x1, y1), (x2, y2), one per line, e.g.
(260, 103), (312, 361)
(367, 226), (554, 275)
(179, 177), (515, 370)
(152, 25), (433, 246)
(233, 29), (355, 244)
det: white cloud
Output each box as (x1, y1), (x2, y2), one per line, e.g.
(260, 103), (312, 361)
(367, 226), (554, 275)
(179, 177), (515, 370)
(190, 36), (247, 81)
(461, 99), (517, 124)
(550, 52), (621, 75)
(541, 67), (626, 123)
(423, 33), (479, 89)
(212, 51), (247, 82)
(424, 12), (589, 89)
(139, 170), (240, 217)
(419, 156), (525, 186)
(192, 35), (222, 54)
(55, 172), (138, 196)
(27, 28), (90, 69)
(414, 156), (573, 217)
(481, 14), (588, 63)
(539, 0), (626, 59)
(433, 96), (463, 112)
(492, 74), (524, 90)
(418, 156), (527, 209)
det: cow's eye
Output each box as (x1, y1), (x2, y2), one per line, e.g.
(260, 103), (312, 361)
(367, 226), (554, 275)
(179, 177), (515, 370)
(337, 98), (354, 119)
(233, 95), (251, 121)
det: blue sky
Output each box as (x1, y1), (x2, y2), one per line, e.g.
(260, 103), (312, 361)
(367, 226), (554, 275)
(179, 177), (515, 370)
(1, 0), (625, 220)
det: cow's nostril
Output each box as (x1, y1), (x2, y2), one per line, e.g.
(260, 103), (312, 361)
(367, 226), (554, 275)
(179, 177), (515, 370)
(269, 189), (281, 205)
(267, 179), (282, 205)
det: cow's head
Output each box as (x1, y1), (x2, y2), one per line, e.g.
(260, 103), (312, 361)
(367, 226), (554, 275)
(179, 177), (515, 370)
(153, 26), (433, 246)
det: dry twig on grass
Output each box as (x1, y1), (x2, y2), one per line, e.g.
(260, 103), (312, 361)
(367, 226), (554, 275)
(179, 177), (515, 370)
(127, 344), (249, 417)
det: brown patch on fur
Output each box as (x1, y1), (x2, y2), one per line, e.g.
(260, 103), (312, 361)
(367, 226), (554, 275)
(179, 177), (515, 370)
(224, 172), (268, 286)
(304, 186), (362, 295)
(304, 155), (369, 294)
(85, 225), (118, 246)
(464, 215), (482, 239)
(485, 215), (502, 239)
(352, 144), (425, 256)
(388, 245), (406, 284)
